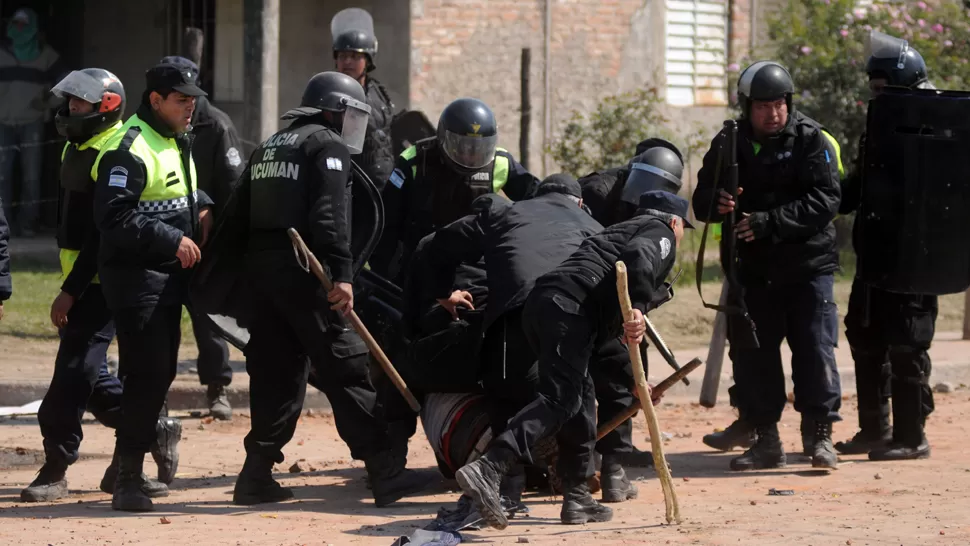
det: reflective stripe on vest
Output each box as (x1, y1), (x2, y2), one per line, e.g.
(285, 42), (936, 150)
(138, 191), (198, 213)
(820, 130), (845, 179)
(492, 150), (510, 193)
(92, 114), (197, 206)
(401, 145), (419, 178)
(59, 248), (99, 284)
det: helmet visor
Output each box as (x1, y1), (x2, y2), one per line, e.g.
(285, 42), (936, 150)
(622, 163), (681, 204)
(866, 31), (908, 68)
(340, 96), (371, 155)
(441, 130), (498, 170)
(51, 70), (105, 104)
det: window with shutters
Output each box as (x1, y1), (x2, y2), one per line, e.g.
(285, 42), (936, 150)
(664, 0), (729, 106)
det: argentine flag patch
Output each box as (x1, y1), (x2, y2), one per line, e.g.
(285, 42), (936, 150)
(389, 168), (405, 189)
(108, 166), (128, 188)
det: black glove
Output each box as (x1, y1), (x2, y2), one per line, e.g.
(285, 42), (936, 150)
(737, 211), (771, 241)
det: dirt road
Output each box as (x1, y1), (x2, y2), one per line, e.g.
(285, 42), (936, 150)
(1, 390), (969, 545)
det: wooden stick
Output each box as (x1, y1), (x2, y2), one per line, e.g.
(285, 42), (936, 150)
(595, 357), (703, 442)
(616, 261), (682, 524)
(287, 228), (421, 412)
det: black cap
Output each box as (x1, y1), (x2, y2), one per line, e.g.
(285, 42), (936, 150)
(638, 191), (694, 229)
(536, 173), (581, 198)
(145, 62), (206, 97)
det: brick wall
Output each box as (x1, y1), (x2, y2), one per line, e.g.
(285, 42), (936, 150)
(410, 0), (675, 176)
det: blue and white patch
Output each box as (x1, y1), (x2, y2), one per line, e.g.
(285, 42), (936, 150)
(326, 157), (343, 171)
(824, 149), (831, 163)
(108, 165), (128, 188)
(389, 168), (405, 189)
(660, 237), (671, 260)
(226, 147), (242, 168)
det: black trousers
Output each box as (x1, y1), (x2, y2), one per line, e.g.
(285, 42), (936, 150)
(727, 274), (842, 426)
(590, 337), (639, 457)
(844, 277), (936, 440)
(244, 257), (389, 463)
(38, 284), (123, 465)
(114, 304), (182, 455)
(480, 309), (539, 437)
(487, 288), (597, 486)
(188, 306), (232, 386)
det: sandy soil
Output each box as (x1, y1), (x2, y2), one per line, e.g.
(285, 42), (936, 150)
(1, 391), (969, 546)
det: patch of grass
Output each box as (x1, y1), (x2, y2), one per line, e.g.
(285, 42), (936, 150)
(1, 261), (197, 344)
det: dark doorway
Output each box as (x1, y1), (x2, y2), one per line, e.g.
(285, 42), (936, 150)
(179, 0), (216, 96)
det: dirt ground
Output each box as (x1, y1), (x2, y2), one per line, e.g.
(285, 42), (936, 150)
(1, 392), (969, 546)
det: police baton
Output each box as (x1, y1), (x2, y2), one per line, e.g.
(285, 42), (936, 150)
(287, 228), (422, 412)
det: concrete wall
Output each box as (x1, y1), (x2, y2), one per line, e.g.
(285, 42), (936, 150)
(409, 0), (731, 178)
(82, 0), (173, 120)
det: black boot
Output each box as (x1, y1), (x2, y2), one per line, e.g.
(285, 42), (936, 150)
(233, 453), (294, 505)
(599, 457), (638, 503)
(560, 482), (613, 525)
(838, 351), (892, 454)
(703, 419), (756, 452)
(835, 403), (891, 455)
(111, 451), (154, 512)
(499, 463), (526, 504)
(811, 421), (838, 470)
(150, 417), (181, 484)
(870, 371), (932, 461)
(730, 424), (786, 471)
(455, 453), (513, 530)
(20, 459), (69, 502)
(101, 448), (169, 498)
(365, 450), (434, 508)
(206, 384), (232, 421)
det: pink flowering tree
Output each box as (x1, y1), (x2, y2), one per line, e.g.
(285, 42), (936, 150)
(764, 0), (970, 166)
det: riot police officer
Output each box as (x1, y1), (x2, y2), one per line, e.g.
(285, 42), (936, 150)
(836, 32), (936, 460)
(370, 97), (538, 283)
(230, 71), (431, 507)
(578, 144), (686, 496)
(20, 69), (179, 504)
(692, 61), (843, 471)
(332, 7), (397, 190)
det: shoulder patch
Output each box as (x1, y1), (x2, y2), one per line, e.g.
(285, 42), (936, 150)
(389, 168), (405, 189)
(326, 157), (344, 171)
(660, 237), (672, 260)
(108, 165), (128, 188)
(226, 147), (242, 167)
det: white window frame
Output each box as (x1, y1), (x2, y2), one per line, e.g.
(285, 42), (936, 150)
(664, 0), (729, 107)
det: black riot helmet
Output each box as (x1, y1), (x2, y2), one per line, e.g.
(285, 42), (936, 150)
(281, 71), (372, 154)
(436, 98), (499, 174)
(622, 145), (685, 205)
(865, 31), (927, 89)
(737, 61), (795, 118)
(52, 68), (126, 143)
(331, 8), (378, 72)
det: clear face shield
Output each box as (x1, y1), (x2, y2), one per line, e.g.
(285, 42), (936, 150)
(440, 130), (498, 170)
(339, 96), (371, 155)
(51, 70), (104, 105)
(621, 163), (681, 205)
(865, 31), (909, 70)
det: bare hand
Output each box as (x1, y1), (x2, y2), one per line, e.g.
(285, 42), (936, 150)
(328, 282), (355, 316)
(0, 302), (4, 322)
(736, 214), (755, 242)
(632, 382), (663, 406)
(199, 207), (213, 247)
(623, 308), (646, 346)
(716, 187), (743, 215)
(735, 211), (768, 242)
(176, 236), (202, 268)
(437, 290), (475, 319)
(50, 291), (75, 329)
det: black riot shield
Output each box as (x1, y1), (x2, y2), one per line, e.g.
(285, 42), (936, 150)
(391, 110), (436, 156)
(859, 87), (970, 295)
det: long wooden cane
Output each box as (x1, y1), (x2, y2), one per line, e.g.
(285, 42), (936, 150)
(287, 228), (421, 412)
(616, 261), (682, 524)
